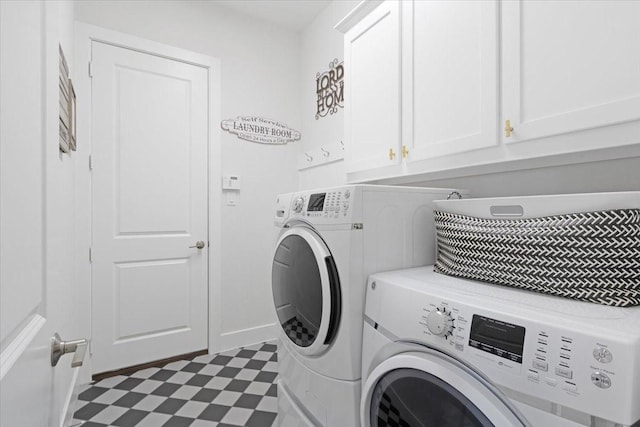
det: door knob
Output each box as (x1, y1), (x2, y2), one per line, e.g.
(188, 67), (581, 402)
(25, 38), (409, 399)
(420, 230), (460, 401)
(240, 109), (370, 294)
(190, 240), (205, 249)
(51, 333), (88, 368)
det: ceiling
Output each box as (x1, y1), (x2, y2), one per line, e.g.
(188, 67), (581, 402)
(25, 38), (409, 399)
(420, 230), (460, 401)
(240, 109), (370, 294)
(212, 0), (332, 32)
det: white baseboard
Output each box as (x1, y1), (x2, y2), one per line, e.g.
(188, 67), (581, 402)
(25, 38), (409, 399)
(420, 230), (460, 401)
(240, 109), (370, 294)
(214, 323), (278, 353)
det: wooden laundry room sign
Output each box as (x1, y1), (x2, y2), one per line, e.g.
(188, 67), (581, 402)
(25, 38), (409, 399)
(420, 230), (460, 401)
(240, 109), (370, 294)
(221, 116), (301, 145)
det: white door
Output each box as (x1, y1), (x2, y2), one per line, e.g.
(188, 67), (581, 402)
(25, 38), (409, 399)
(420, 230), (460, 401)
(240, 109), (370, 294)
(406, 0), (498, 160)
(1, 2), (83, 426)
(344, 0), (402, 173)
(502, 0), (640, 143)
(91, 41), (209, 374)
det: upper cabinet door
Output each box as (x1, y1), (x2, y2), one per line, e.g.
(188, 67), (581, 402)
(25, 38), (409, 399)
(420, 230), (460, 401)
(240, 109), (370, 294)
(406, 0), (499, 161)
(502, 0), (640, 144)
(344, 1), (402, 173)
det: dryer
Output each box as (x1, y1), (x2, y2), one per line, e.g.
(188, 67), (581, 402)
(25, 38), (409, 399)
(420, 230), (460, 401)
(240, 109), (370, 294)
(271, 185), (461, 426)
(362, 267), (640, 427)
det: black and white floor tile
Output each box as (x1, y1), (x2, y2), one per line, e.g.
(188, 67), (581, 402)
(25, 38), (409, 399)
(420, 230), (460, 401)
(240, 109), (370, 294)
(73, 342), (278, 427)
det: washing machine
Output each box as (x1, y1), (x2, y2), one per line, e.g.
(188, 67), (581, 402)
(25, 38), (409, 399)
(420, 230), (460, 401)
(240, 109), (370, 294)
(271, 185), (463, 426)
(361, 267), (640, 427)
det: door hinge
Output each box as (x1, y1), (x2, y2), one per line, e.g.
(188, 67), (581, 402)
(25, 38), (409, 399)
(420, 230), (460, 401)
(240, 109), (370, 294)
(89, 247), (92, 263)
(88, 61), (93, 78)
(89, 155), (93, 171)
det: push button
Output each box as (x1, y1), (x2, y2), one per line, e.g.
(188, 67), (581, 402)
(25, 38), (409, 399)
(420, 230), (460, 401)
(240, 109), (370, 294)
(591, 372), (612, 389)
(563, 382), (578, 392)
(556, 366), (573, 379)
(532, 360), (548, 372)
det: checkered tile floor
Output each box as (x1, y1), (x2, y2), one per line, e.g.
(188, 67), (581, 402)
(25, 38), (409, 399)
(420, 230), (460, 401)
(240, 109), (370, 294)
(73, 342), (278, 427)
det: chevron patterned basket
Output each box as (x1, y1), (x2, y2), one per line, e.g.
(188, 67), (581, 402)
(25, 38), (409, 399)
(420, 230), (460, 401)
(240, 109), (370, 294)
(434, 209), (640, 307)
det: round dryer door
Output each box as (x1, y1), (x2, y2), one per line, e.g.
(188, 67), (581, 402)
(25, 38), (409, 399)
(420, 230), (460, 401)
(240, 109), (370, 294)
(271, 225), (341, 356)
(362, 351), (529, 427)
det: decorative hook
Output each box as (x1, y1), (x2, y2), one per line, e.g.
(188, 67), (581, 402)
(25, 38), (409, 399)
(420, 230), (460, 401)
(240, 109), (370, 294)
(321, 148), (330, 157)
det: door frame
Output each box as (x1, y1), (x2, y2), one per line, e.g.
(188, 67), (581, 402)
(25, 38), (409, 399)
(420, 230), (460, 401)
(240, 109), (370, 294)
(74, 23), (222, 378)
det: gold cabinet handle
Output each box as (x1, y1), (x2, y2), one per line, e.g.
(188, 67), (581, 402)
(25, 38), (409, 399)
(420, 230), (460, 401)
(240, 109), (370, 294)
(402, 145), (409, 159)
(505, 119), (514, 138)
(389, 148), (396, 160)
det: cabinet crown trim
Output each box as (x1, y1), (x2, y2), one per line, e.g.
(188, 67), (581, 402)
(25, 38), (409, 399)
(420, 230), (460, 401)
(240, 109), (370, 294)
(334, 0), (385, 33)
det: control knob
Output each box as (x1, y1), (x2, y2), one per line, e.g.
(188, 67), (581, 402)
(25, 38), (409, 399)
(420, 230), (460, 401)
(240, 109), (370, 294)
(293, 196), (305, 214)
(426, 307), (454, 338)
(592, 347), (613, 364)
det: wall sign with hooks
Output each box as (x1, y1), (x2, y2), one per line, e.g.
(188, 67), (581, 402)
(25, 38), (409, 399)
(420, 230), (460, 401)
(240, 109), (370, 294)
(221, 116), (301, 145)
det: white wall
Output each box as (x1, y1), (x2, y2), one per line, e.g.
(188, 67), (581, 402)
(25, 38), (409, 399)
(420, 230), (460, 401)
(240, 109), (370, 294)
(298, 0), (358, 190)
(299, 1), (640, 197)
(74, 1), (300, 350)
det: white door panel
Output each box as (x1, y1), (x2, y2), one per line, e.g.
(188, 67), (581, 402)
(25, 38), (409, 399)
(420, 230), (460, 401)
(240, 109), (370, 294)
(502, 0), (640, 143)
(1, 1), (82, 425)
(408, 0), (498, 159)
(91, 41), (208, 374)
(345, 1), (402, 172)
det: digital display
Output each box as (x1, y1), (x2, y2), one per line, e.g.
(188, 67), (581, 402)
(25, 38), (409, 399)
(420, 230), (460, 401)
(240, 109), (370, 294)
(469, 315), (525, 364)
(308, 193), (326, 212)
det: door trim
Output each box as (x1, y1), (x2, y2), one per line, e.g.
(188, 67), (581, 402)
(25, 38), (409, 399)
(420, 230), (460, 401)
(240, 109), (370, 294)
(74, 23), (222, 377)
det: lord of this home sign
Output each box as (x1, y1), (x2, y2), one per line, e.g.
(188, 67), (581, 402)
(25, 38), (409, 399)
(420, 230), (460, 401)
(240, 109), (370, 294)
(316, 58), (344, 120)
(221, 116), (301, 145)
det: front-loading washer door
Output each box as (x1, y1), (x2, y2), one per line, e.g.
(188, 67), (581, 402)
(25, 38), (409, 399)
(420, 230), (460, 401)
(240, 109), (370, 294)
(362, 351), (530, 427)
(271, 225), (341, 357)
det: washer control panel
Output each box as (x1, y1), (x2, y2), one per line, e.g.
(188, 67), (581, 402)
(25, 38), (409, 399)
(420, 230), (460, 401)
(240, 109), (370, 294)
(367, 269), (640, 425)
(412, 294), (636, 424)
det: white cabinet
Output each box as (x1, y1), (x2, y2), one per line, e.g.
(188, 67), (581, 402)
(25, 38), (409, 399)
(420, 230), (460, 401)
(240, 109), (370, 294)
(338, 0), (640, 183)
(405, 0), (498, 161)
(502, 0), (640, 144)
(341, 0), (401, 173)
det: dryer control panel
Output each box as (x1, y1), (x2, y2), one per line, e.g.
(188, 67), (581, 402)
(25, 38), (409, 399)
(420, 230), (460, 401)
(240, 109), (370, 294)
(290, 189), (353, 222)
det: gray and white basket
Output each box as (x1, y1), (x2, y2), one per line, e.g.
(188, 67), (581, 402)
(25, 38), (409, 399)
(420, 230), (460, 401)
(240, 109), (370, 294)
(434, 207), (640, 307)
